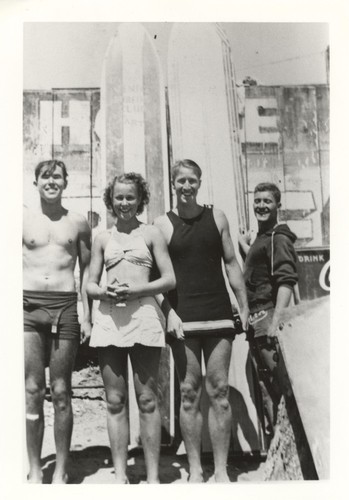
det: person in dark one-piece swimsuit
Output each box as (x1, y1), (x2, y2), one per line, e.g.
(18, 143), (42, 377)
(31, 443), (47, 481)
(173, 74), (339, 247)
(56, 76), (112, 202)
(154, 159), (249, 483)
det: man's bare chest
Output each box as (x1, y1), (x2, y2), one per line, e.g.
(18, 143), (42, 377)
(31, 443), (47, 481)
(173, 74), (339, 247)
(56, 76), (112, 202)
(24, 215), (78, 250)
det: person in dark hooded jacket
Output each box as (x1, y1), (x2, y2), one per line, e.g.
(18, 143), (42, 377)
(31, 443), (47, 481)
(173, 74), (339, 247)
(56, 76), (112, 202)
(239, 182), (298, 429)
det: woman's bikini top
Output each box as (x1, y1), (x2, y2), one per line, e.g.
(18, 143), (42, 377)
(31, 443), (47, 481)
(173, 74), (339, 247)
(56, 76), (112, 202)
(104, 225), (153, 272)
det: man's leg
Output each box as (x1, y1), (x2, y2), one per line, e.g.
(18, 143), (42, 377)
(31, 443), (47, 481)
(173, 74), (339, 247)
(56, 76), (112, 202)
(250, 337), (282, 426)
(130, 345), (162, 484)
(204, 337), (232, 483)
(248, 311), (282, 427)
(99, 346), (129, 483)
(48, 337), (79, 483)
(24, 330), (46, 483)
(249, 342), (275, 432)
(171, 337), (203, 482)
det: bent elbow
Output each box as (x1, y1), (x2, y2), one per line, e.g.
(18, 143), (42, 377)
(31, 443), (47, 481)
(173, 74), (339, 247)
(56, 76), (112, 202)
(86, 282), (96, 297)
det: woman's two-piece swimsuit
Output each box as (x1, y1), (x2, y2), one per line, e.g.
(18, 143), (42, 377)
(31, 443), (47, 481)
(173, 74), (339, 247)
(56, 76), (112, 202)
(90, 225), (165, 348)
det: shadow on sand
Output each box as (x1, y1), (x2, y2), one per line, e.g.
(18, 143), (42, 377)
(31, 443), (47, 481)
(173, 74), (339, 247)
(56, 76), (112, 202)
(41, 445), (262, 484)
(41, 446), (112, 484)
(41, 446), (186, 484)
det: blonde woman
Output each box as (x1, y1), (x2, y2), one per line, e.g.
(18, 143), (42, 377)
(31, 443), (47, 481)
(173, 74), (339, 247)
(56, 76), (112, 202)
(87, 172), (175, 483)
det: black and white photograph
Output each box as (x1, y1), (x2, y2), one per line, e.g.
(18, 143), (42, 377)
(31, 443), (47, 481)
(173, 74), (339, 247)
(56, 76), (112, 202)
(1, 0), (345, 498)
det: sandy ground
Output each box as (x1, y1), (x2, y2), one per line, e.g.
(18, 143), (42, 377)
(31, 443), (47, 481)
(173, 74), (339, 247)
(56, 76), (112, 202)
(37, 366), (263, 484)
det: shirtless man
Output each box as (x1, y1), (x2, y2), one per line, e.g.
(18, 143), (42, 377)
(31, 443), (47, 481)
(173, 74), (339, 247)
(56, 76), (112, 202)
(23, 159), (91, 483)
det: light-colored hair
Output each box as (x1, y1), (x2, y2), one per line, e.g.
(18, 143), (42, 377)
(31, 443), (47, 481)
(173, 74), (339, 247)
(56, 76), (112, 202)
(171, 159), (202, 181)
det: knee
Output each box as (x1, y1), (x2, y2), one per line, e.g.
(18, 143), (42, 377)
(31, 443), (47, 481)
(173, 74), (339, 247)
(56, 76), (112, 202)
(206, 379), (230, 411)
(25, 378), (46, 407)
(137, 392), (157, 414)
(180, 382), (201, 412)
(106, 391), (126, 415)
(50, 380), (71, 411)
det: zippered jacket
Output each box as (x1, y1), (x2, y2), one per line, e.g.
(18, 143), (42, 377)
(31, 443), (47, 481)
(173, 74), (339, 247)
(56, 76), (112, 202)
(244, 224), (298, 313)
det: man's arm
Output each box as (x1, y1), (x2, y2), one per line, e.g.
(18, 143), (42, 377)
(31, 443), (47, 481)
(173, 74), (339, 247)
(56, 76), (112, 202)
(153, 215), (184, 340)
(214, 209), (249, 330)
(238, 230), (252, 258)
(155, 294), (185, 340)
(267, 285), (293, 338)
(77, 216), (92, 343)
(267, 233), (298, 337)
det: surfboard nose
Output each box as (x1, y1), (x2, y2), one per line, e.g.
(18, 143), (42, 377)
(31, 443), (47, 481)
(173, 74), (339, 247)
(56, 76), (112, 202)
(100, 22), (170, 226)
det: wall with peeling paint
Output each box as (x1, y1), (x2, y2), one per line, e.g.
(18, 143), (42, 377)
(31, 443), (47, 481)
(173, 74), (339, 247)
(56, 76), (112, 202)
(240, 85), (329, 248)
(23, 89), (105, 231)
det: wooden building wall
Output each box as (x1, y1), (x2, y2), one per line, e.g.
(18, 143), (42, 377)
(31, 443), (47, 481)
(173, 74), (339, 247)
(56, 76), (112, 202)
(240, 84), (329, 248)
(23, 89), (104, 228)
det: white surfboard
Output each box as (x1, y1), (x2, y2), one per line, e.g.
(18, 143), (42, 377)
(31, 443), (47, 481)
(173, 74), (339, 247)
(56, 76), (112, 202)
(100, 23), (172, 445)
(100, 22), (170, 224)
(278, 298), (330, 479)
(168, 22), (263, 453)
(168, 22), (247, 235)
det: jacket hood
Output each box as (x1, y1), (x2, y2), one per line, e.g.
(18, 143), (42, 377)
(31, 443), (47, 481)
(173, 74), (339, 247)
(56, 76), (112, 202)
(264, 223), (297, 243)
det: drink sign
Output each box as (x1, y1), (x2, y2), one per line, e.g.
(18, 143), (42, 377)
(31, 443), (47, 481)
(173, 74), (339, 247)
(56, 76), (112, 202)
(297, 248), (330, 300)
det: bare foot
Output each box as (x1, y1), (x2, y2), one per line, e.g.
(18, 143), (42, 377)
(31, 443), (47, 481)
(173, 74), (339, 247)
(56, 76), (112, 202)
(147, 477), (160, 484)
(188, 471), (204, 483)
(214, 470), (230, 483)
(27, 471), (43, 484)
(115, 475), (129, 484)
(52, 472), (69, 484)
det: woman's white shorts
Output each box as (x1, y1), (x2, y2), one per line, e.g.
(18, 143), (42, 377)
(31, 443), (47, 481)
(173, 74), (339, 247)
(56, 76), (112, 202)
(90, 296), (166, 348)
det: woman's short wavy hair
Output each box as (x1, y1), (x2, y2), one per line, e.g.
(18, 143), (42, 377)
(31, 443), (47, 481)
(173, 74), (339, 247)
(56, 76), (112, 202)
(103, 172), (150, 216)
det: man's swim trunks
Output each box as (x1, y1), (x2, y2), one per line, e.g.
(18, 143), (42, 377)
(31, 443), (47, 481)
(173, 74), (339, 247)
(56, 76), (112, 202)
(23, 290), (80, 340)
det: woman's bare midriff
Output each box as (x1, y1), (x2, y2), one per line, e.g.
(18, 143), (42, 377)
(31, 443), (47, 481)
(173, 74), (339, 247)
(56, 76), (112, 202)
(106, 259), (151, 289)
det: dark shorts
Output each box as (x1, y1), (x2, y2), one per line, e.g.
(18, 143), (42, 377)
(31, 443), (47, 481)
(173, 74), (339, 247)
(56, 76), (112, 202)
(247, 308), (279, 368)
(247, 308), (274, 339)
(166, 328), (235, 345)
(23, 290), (80, 341)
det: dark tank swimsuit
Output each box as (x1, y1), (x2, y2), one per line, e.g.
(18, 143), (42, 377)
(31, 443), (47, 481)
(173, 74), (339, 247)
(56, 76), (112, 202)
(167, 206), (235, 337)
